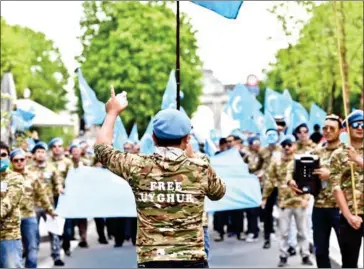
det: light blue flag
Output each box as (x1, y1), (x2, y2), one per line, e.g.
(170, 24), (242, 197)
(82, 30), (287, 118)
(340, 132), (349, 145)
(287, 101), (309, 135)
(210, 129), (221, 145)
(264, 88), (282, 116)
(204, 138), (217, 157)
(228, 84), (262, 131)
(11, 109), (35, 132)
(161, 70), (177, 110)
(192, 1), (243, 19)
(190, 135), (201, 153)
(223, 90), (233, 114)
(129, 123), (139, 144)
(282, 89), (293, 127)
(140, 117), (155, 154)
(56, 152), (261, 217)
(56, 167), (137, 218)
(205, 148), (262, 212)
(113, 117), (128, 151)
(77, 68), (106, 125)
(308, 103), (327, 134)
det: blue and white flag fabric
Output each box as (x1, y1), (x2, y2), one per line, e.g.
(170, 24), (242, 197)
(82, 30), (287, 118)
(308, 103), (327, 133)
(113, 117), (128, 151)
(77, 68), (106, 125)
(190, 135), (201, 153)
(11, 109), (35, 132)
(56, 149), (261, 218)
(264, 88), (282, 116)
(287, 101), (309, 134)
(128, 123), (139, 144)
(192, 1), (243, 19)
(140, 117), (155, 154)
(204, 138), (217, 157)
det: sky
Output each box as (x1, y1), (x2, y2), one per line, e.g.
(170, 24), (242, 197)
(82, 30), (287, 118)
(1, 1), (310, 116)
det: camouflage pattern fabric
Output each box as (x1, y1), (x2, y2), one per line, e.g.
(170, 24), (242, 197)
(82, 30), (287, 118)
(50, 156), (73, 187)
(94, 143), (225, 263)
(263, 156), (309, 208)
(30, 162), (62, 206)
(243, 149), (264, 174)
(19, 169), (55, 218)
(296, 140), (317, 154)
(0, 169), (24, 240)
(310, 143), (345, 208)
(71, 158), (90, 169)
(330, 146), (364, 215)
(260, 145), (281, 186)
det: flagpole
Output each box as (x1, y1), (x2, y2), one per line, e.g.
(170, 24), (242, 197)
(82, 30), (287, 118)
(176, 0), (181, 110)
(333, 1), (358, 216)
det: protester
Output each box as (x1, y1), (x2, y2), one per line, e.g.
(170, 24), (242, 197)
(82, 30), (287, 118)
(310, 124), (323, 144)
(310, 115), (344, 268)
(30, 141), (65, 266)
(331, 110), (364, 268)
(0, 141), (24, 268)
(94, 87), (225, 268)
(11, 148), (56, 268)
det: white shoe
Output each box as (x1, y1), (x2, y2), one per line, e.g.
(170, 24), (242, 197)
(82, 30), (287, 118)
(270, 233), (277, 241)
(246, 233), (258, 243)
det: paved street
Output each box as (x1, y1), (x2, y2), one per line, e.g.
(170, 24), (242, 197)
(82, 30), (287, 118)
(37, 221), (320, 268)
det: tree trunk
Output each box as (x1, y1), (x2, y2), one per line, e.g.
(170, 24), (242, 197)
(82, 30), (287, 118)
(338, 1), (351, 114)
(328, 81), (336, 114)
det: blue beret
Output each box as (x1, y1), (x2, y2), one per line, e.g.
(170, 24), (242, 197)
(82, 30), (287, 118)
(69, 143), (80, 153)
(280, 135), (296, 145)
(248, 136), (260, 145)
(343, 110), (364, 127)
(265, 128), (278, 135)
(153, 109), (191, 139)
(48, 137), (63, 148)
(10, 148), (25, 160)
(294, 123), (308, 134)
(31, 141), (48, 154)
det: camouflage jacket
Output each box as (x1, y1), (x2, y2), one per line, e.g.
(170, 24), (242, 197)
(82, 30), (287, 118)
(296, 140), (317, 154)
(50, 156), (73, 187)
(260, 145), (282, 186)
(19, 169), (55, 218)
(311, 142), (344, 208)
(0, 169), (24, 240)
(263, 155), (309, 208)
(71, 158), (90, 169)
(95, 144), (225, 263)
(243, 149), (264, 174)
(330, 146), (364, 215)
(30, 162), (62, 206)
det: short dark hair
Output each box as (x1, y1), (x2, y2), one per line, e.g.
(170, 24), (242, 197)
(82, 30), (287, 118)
(219, 138), (227, 146)
(314, 124), (320, 132)
(0, 141), (10, 155)
(153, 133), (184, 147)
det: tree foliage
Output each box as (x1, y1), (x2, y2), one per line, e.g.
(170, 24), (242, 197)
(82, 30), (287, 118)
(263, 2), (363, 115)
(1, 17), (69, 111)
(76, 1), (203, 133)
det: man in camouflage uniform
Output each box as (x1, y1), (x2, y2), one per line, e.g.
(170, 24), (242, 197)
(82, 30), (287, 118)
(260, 129), (281, 249)
(94, 87), (225, 268)
(308, 115), (344, 268)
(65, 144), (89, 249)
(331, 110), (364, 268)
(30, 141), (65, 266)
(263, 135), (313, 267)
(244, 136), (264, 243)
(0, 141), (24, 268)
(294, 123), (317, 154)
(10, 148), (56, 268)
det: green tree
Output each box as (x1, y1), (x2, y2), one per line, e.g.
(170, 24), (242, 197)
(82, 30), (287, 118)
(1, 17), (69, 111)
(263, 2), (363, 115)
(76, 1), (203, 133)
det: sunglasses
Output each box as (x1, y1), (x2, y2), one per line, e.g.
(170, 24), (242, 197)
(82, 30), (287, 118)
(351, 122), (363, 129)
(0, 152), (8, 158)
(12, 158), (25, 163)
(323, 126), (337, 132)
(282, 143), (293, 148)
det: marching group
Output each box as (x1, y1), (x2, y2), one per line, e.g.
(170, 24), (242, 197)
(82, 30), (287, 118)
(211, 110), (363, 268)
(0, 107), (363, 268)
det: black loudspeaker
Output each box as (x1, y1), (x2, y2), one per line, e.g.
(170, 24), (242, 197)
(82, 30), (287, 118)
(293, 154), (321, 197)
